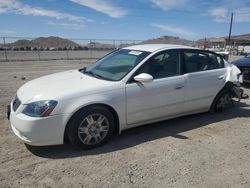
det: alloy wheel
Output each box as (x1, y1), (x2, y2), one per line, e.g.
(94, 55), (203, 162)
(77, 113), (109, 145)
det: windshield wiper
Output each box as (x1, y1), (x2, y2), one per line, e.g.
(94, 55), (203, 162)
(83, 70), (105, 79)
(79, 67), (86, 72)
(79, 68), (113, 81)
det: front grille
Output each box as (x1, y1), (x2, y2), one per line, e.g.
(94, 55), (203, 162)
(240, 67), (250, 74)
(12, 96), (21, 112)
(243, 74), (250, 82)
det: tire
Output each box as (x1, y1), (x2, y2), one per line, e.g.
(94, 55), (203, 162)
(212, 89), (232, 112)
(67, 106), (115, 149)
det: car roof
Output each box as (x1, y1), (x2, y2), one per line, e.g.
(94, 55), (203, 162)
(123, 44), (196, 52)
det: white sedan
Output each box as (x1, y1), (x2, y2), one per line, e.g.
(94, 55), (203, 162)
(8, 44), (242, 149)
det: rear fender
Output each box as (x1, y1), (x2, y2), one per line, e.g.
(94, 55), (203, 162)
(210, 82), (242, 112)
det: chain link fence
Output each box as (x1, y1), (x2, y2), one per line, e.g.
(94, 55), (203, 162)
(0, 37), (144, 62)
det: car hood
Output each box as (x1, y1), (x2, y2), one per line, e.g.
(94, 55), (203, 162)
(17, 70), (120, 104)
(232, 58), (250, 67)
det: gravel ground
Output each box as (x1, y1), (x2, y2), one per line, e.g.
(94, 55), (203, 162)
(0, 58), (250, 188)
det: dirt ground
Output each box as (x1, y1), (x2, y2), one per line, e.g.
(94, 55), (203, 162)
(0, 59), (250, 188)
(0, 50), (111, 61)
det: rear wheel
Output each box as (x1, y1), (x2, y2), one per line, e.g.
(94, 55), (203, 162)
(213, 90), (232, 112)
(67, 106), (115, 149)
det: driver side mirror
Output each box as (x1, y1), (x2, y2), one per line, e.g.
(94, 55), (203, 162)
(133, 73), (153, 83)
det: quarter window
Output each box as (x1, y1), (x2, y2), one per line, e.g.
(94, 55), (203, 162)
(216, 55), (225, 68)
(137, 50), (181, 79)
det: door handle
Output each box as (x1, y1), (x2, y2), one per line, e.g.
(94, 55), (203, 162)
(175, 85), (184, 90)
(218, 75), (225, 80)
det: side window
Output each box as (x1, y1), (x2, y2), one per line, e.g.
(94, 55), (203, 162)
(216, 55), (225, 68)
(184, 51), (223, 73)
(137, 50), (181, 79)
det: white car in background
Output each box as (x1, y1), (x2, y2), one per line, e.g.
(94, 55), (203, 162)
(8, 44), (242, 149)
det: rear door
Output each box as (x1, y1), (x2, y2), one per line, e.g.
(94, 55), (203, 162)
(182, 50), (227, 112)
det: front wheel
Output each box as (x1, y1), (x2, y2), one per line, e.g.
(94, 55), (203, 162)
(67, 106), (115, 149)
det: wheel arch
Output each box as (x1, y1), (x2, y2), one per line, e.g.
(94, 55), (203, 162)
(209, 81), (235, 112)
(63, 103), (120, 143)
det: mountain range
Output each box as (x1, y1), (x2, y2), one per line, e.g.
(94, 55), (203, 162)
(6, 34), (250, 49)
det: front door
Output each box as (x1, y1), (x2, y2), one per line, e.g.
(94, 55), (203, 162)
(125, 49), (186, 125)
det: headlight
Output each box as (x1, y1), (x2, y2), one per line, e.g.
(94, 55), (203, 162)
(22, 100), (58, 117)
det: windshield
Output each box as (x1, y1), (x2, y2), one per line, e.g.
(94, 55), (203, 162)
(81, 49), (150, 81)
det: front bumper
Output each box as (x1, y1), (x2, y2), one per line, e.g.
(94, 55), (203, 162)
(9, 109), (68, 146)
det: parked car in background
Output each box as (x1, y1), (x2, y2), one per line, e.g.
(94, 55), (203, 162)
(8, 44), (242, 149)
(232, 54), (250, 83)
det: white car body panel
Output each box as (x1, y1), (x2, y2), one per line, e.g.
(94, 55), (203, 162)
(123, 44), (195, 52)
(17, 70), (121, 104)
(9, 44), (241, 146)
(183, 68), (227, 112)
(126, 75), (185, 125)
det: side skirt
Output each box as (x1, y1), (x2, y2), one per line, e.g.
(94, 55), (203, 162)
(121, 108), (209, 132)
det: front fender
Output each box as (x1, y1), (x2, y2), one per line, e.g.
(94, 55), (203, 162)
(58, 88), (126, 134)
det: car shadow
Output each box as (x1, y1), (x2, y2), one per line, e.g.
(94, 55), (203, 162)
(26, 101), (250, 159)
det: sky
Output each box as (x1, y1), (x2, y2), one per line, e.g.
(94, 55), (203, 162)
(0, 0), (250, 40)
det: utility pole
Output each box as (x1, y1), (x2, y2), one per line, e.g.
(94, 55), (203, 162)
(228, 12), (234, 48)
(3, 37), (8, 61)
(204, 37), (208, 49)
